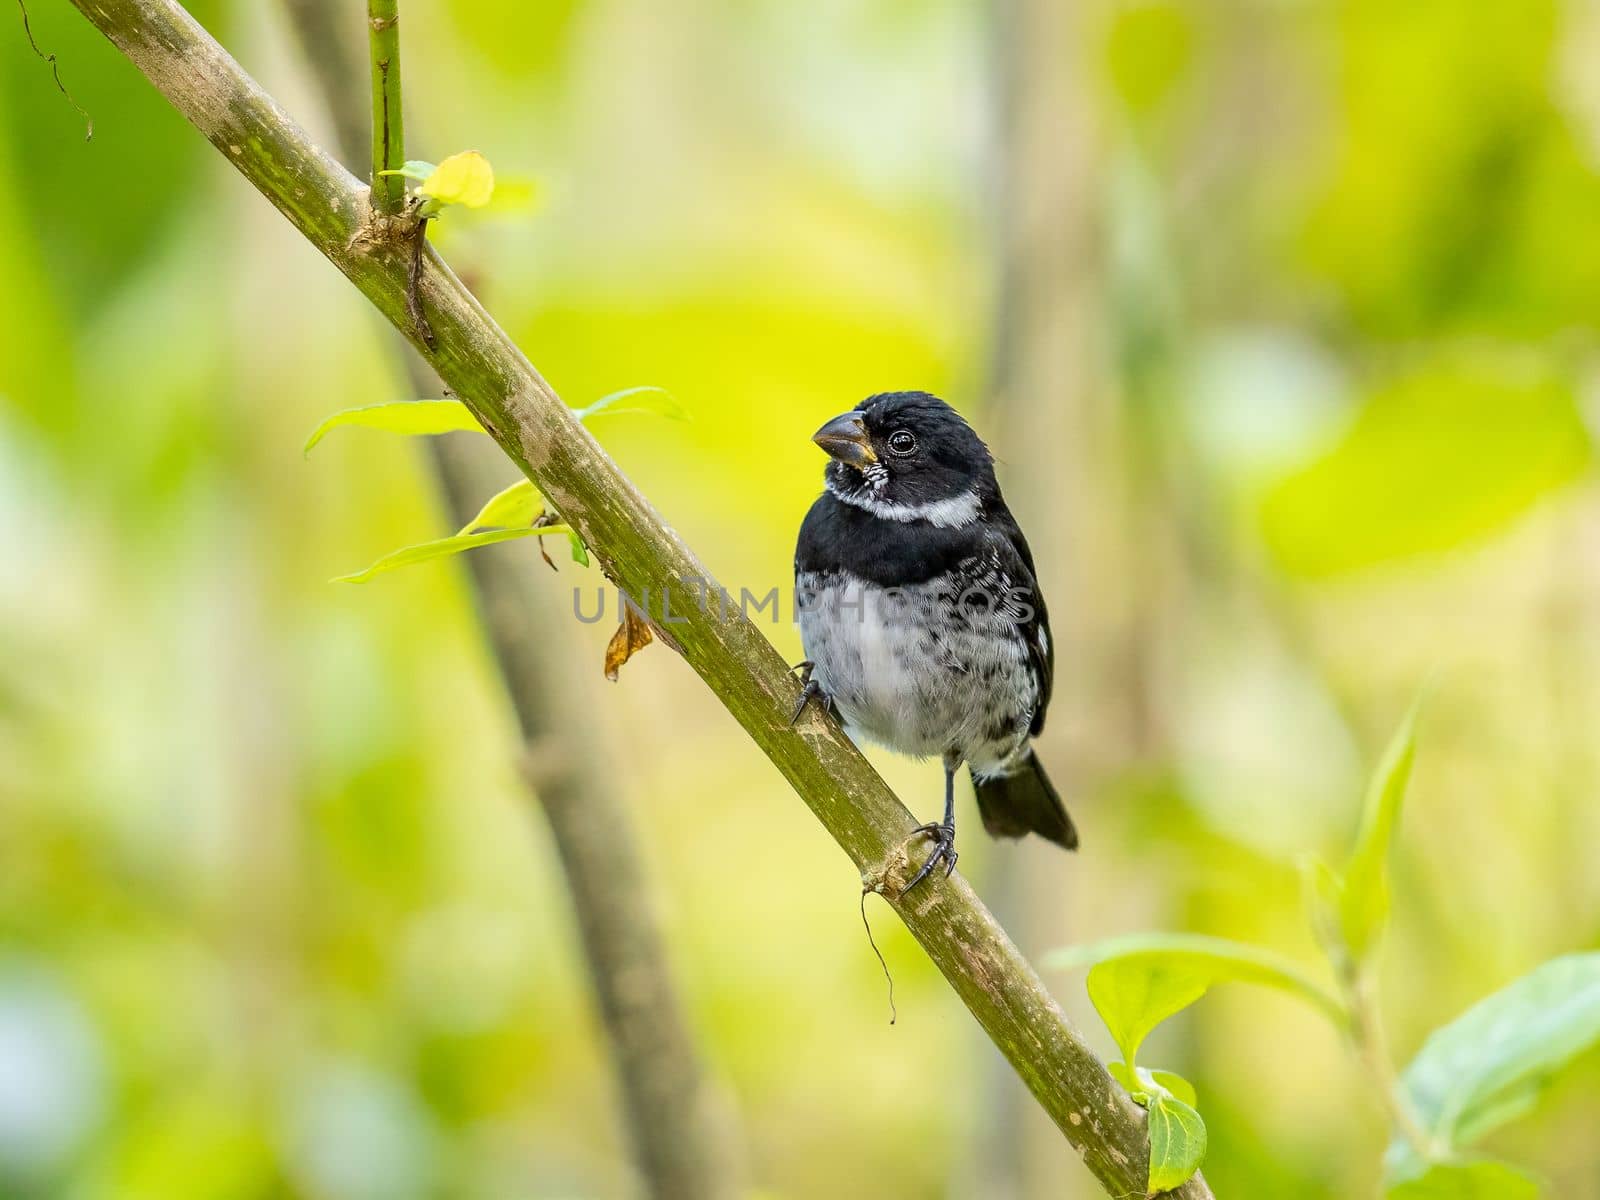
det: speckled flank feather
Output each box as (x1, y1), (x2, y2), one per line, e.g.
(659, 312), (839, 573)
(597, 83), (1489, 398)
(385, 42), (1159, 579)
(796, 558), (1037, 774)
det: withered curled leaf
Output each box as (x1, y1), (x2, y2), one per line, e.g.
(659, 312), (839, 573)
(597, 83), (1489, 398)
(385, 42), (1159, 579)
(604, 603), (654, 681)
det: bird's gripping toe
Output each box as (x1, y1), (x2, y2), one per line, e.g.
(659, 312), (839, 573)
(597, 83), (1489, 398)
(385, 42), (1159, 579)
(788, 661), (837, 726)
(901, 821), (958, 896)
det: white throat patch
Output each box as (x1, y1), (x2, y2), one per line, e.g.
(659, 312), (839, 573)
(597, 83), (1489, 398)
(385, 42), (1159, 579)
(827, 481), (983, 528)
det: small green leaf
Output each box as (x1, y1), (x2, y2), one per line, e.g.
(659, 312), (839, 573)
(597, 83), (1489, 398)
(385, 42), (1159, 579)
(1146, 1093), (1207, 1193)
(567, 531), (590, 566)
(1386, 1161), (1541, 1200)
(1148, 1070), (1198, 1109)
(333, 525), (572, 584)
(1340, 702), (1421, 961)
(376, 159), (437, 183)
(1300, 854), (1349, 968)
(1107, 1062), (1199, 1110)
(459, 479), (541, 534)
(1386, 953), (1600, 1176)
(304, 400), (481, 454)
(573, 386), (686, 422)
(1048, 933), (1345, 1070)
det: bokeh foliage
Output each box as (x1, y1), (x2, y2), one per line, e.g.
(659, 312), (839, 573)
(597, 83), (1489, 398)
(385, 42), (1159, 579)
(2, 1), (1599, 1198)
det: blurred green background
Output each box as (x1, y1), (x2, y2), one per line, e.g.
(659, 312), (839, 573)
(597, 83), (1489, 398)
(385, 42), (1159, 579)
(3, 1), (1600, 1197)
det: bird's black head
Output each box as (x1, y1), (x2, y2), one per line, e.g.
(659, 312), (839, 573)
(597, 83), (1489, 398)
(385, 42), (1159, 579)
(812, 392), (995, 522)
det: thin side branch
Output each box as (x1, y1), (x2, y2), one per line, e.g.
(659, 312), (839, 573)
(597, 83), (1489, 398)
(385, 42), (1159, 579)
(279, 6), (738, 1194)
(65, 3), (1212, 1194)
(365, 0), (403, 213)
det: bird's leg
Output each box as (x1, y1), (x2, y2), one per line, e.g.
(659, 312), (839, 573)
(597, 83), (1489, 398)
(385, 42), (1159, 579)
(788, 660), (836, 726)
(902, 760), (959, 895)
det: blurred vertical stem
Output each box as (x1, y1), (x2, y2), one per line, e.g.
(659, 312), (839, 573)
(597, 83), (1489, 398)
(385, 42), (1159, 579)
(281, 5), (740, 1197)
(975, 1), (1110, 1196)
(365, 0), (404, 213)
(67, 3), (1216, 1194)
(1346, 964), (1437, 1162)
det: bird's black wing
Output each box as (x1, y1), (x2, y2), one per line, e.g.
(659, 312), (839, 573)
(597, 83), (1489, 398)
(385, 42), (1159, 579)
(984, 501), (1053, 735)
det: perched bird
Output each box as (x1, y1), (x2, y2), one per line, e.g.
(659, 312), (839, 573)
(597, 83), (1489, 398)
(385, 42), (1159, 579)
(792, 390), (1077, 894)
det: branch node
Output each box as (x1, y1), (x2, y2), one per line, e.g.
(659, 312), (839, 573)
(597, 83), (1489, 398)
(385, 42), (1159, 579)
(861, 833), (927, 902)
(347, 192), (419, 251)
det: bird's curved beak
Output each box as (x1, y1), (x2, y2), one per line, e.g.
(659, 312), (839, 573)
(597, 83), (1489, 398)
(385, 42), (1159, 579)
(812, 411), (877, 467)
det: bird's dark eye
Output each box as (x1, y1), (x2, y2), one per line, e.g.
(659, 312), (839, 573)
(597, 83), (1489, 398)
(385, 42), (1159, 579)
(887, 429), (917, 456)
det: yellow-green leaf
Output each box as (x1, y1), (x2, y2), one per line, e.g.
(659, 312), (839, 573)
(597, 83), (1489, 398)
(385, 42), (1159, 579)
(333, 525), (572, 584)
(420, 150), (495, 209)
(304, 400), (481, 454)
(1048, 932), (1346, 1070)
(573, 386), (686, 422)
(1147, 1093), (1207, 1193)
(459, 479), (541, 534)
(1301, 854), (1349, 968)
(1386, 1161), (1541, 1200)
(1148, 1070), (1198, 1109)
(1340, 702), (1421, 961)
(1107, 1062), (1198, 1109)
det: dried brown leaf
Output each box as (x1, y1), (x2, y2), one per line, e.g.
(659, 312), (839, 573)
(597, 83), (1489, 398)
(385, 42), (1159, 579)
(604, 603), (654, 681)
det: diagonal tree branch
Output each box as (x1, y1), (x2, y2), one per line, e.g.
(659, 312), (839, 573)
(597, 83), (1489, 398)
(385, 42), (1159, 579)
(274, 4), (741, 1196)
(63, 2), (1211, 1194)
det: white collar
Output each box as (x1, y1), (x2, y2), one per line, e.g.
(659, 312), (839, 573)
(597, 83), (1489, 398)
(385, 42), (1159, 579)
(827, 481), (983, 528)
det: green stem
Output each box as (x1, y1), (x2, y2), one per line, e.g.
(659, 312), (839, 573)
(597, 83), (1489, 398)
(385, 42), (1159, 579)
(1347, 965), (1439, 1164)
(366, 0), (404, 213)
(63, 3), (1212, 1194)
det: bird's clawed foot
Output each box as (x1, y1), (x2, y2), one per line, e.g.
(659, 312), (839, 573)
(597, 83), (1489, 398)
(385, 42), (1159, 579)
(900, 821), (958, 896)
(788, 661), (836, 726)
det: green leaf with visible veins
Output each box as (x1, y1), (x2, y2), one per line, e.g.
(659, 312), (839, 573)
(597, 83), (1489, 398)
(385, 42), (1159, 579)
(304, 400), (482, 454)
(459, 479), (541, 534)
(1146, 1093), (1207, 1193)
(1386, 1161), (1541, 1200)
(1048, 933), (1345, 1070)
(333, 526), (572, 584)
(1386, 952), (1600, 1180)
(1339, 702), (1421, 961)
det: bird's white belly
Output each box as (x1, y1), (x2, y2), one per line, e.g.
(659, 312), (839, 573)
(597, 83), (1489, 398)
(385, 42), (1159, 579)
(848, 588), (930, 749)
(795, 569), (1035, 765)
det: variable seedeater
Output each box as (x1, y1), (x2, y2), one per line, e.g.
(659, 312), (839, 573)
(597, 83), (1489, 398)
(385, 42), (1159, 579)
(793, 391), (1077, 894)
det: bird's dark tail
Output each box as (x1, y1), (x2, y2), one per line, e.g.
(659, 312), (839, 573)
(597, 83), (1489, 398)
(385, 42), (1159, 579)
(972, 752), (1078, 850)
